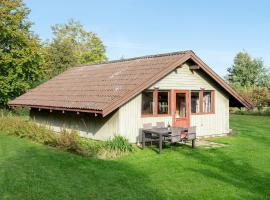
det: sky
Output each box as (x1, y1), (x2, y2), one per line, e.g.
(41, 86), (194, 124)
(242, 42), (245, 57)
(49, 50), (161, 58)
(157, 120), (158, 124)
(24, 0), (270, 76)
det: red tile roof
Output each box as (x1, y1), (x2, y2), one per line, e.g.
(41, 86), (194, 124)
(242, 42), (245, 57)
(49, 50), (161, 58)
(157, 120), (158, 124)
(9, 50), (252, 116)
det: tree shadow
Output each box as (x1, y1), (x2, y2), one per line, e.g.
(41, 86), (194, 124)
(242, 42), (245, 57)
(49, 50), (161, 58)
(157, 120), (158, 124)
(180, 149), (270, 199)
(0, 136), (165, 200)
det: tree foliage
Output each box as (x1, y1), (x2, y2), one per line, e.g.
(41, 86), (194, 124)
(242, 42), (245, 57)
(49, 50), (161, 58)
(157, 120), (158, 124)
(226, 51), (270, 109)
(44, 19), (107, 78)
(226, 52), (270, 88)
(237, 87), (270, 111)
(0, 0), (45, 106)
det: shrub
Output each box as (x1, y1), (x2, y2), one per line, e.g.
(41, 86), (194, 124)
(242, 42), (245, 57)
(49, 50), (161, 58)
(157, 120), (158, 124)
(80, 138), (103, 157)
(56, 130), (82, 154)
(0, 116), (82, 154)
(105, 135), (134, 153)
(0, 116), (135, 159)
(231, 107), (270, 116)
(0, 108), (29, 117)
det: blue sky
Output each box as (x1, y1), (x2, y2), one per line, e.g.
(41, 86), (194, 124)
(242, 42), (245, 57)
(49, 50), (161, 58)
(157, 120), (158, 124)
(24, 0), (270, 76)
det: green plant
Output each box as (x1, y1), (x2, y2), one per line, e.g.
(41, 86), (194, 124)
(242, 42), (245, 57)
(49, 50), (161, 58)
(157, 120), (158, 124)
(105, 135), (134, 153)
(0, 116), (135, 159)
(56, 130), (82, 154)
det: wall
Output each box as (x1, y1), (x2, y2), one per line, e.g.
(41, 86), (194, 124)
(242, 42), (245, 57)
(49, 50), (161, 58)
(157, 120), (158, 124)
(118, 63), (230, 142)
(30, 109), (119, 141)
(118, 94), (172, 143)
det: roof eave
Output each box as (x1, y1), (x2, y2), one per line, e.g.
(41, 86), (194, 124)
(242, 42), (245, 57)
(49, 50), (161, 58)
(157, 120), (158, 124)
(9, 104), (103, 114)
(189, 53), (253, 109)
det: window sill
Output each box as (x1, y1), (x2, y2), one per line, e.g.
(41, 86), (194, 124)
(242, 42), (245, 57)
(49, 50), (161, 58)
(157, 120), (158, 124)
(141, 114), (171, 118)
(191, 112), (215, 115)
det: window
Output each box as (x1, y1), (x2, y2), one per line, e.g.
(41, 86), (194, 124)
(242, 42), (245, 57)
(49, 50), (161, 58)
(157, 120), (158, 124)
(191, 91), (200, 113)
(158, 92), (169, 114)
(203, 91), (213, 113)
(190, 90), (215, 114)
(141, 90), (170, 116)
(142, 91), (154, 115)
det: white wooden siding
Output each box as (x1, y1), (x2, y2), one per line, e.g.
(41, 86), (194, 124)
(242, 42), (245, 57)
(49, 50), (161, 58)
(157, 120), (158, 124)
(190, 89), (229, 136)
(118, 94), (172, 143)
(30, 109), (119, 141)
(118, 63), (229, 142)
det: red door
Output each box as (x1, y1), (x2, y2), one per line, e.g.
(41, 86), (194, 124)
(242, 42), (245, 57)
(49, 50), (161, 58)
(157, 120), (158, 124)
(172, 90), (190, 128)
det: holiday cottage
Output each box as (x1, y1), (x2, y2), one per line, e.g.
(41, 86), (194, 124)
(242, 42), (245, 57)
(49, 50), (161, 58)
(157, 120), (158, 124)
(9, 50), (252, 143)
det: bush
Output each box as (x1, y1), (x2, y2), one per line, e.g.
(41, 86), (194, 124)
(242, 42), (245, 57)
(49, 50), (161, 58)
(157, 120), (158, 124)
(0, 108), (29, 117)
(0, 116), (81, 154)
(105, 135), (134, 153)
(0, 116), (134, 159)
(231, 107), (270, 116)
(56, 130), (82, 154)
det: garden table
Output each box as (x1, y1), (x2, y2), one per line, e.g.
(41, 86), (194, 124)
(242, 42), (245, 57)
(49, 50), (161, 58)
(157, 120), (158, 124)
(142, 127), (188, 154)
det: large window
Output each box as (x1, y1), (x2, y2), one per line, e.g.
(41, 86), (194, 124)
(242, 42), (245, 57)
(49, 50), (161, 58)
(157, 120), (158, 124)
(191, 91), (200, 113)
(142, 91), (154, 115)
(158, 92), (169, 114)
(191, 90), (214, 114)
(142, 90), (170, 116)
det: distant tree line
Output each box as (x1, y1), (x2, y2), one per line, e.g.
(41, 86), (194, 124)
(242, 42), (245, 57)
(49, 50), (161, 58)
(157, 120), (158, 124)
(226, 52), (270, 111)
(0, 0), (107, 107)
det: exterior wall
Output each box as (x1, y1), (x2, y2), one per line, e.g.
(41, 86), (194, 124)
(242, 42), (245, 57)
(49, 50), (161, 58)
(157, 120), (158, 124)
(30, 109), (119, 141)
(118, 63), (230, 142)
(118, 94), (172, 143)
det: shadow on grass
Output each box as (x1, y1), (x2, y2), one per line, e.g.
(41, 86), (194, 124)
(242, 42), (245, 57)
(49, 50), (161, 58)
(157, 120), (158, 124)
(0, 135), (165, 200)
(144, 141), (192, 154)
(179, 147), (270, 199)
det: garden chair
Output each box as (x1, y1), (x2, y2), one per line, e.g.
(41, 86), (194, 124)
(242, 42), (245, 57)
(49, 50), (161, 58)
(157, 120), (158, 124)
(142, 123), (159, 145)
(156, 122), (165, 128)
(167, 127), (182, 143)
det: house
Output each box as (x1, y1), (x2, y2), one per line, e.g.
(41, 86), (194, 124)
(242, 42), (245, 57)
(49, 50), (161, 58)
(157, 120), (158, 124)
(9, 50), (252, 143)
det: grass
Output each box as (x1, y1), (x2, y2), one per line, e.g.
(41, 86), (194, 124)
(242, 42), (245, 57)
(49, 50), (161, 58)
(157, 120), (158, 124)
(0, 115), (269, 200)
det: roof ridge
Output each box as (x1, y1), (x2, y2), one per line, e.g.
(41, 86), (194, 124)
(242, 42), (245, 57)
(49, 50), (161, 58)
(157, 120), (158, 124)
(76, 50), (193, 67)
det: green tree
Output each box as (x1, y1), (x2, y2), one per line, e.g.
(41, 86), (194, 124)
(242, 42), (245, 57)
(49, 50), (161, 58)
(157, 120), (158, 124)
(226, 52), (270, 88)
(238, 87), (269, 111)
(0, 0), (45, 106)
(45, 19), (107, 78)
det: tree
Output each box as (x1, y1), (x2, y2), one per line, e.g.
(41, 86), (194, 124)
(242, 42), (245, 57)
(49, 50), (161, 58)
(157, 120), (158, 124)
(43, 39), (78, 78)
(238, 87), (269, 111)
(45, 19), (107, 78)
(0, 0), (45, 106)
(226, 52), (270, 88)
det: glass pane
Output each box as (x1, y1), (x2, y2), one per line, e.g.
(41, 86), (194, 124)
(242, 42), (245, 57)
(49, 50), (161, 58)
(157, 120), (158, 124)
(158, 92), (169, 114)
(191, 92), (200, 113)
(203, 91), (212, 113)
(176, 93), (186, 118)
(141, 91), (154, 115)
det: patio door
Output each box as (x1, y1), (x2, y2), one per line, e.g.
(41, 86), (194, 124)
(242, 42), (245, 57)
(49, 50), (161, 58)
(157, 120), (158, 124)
(172, 90), (190, 128)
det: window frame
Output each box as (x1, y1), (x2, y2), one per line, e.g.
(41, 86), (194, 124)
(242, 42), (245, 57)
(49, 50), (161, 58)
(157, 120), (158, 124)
(141, 90), (154, 116)
(141, 89), (171, 117)
(190, 90), (201, 114)
(190, 90), (215, 115)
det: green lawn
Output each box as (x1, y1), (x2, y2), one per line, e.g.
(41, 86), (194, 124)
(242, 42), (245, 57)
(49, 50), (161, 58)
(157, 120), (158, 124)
(0, 115), (269, 200)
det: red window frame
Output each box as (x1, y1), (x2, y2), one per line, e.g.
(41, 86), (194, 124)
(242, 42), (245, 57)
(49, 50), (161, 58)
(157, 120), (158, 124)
(141, 89), (171, 117)
(191, 90), (215, 115)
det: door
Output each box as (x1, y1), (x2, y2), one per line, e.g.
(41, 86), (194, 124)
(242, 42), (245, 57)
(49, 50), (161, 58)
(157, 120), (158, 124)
(172, 90), (190, 128)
